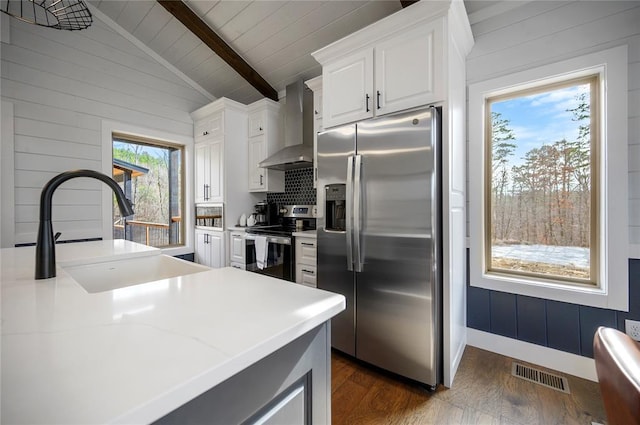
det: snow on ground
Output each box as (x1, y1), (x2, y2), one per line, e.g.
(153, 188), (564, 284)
(492, 244), (589, 269)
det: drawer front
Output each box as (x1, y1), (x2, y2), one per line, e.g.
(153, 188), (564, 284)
(295, 263), (317, 287)
(230, 262), (246, 270)
(295, 238), (317, 265)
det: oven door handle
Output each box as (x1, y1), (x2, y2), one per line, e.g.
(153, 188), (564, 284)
(245, 234), (291, 245)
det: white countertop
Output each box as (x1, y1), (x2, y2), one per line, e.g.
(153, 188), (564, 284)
(1, 240), (344, 424)
(293, 230), (317, 238)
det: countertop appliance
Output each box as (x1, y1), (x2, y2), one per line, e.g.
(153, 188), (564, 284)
(253, 201), (278, 226)
(245, 205), (316, 282)
(317, 107), (442, 389)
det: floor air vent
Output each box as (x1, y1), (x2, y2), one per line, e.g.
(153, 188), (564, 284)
(511, 362), (570, 394)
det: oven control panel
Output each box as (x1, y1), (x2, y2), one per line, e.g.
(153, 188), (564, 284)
(279, 205), (316, 219)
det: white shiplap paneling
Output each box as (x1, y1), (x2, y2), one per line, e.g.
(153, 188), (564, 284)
(1, 16), (210, 245)
(467, 0), (640, 249)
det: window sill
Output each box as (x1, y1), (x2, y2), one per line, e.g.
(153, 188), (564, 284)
(469, 270), (626, 311)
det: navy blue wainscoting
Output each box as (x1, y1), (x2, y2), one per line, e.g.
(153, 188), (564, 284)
(467, 253), (640, 359)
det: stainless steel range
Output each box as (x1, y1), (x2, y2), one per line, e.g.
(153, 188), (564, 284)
(245, 205), (316, 282)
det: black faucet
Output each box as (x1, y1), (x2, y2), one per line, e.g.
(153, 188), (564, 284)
(35, 170), (135, 280)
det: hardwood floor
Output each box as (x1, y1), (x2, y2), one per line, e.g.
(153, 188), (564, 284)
(331, 346), (606, 425)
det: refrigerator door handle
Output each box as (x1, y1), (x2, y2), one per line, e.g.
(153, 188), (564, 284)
(346, 156), (354, 271)
(353, 154), (363, 272)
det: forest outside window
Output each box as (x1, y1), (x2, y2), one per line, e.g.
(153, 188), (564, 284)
(485, 76), (599, 287)
(112, 133), (184, 248)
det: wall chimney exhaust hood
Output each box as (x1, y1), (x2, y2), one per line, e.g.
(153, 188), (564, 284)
(259, 80), (314, 171)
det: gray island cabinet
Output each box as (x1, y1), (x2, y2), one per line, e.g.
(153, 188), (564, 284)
(1, 240), (344, 425)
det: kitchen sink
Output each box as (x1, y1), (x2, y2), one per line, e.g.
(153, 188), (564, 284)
(63, 254), (210, 293)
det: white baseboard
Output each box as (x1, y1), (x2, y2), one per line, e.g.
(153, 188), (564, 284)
(467, 328), (597, 382)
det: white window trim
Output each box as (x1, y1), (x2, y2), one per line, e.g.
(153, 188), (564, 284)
(100, 120), (194, 257)
(468, 45), (629, 311)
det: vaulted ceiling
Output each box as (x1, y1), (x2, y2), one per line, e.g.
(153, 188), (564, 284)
(87, 1), (503, 105)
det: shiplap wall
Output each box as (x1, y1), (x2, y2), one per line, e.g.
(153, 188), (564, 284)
(0, 16), (211, 246)
(466, 0), (640, 252)
(465, 1), (640, 377)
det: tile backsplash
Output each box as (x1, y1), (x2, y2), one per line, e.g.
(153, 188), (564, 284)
(267, 167), (316, 206)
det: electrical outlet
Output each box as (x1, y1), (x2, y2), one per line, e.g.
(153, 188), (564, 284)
(625, 319), (640, 341)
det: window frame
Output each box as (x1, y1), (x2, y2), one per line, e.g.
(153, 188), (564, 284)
(468, 46), (628, 311)
(101, 120), (194, 257)
(111, 133), (186, 249)
(483, 75), (600, 287)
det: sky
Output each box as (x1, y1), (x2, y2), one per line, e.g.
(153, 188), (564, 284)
(490, 83), (590, 167)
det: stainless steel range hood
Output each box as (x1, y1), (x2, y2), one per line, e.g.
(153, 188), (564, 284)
(259, 80), (314, 171)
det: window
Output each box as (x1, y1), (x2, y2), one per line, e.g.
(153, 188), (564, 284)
(112, 133), (184, 248)
(485, 76), (599, 286)
(468, 46), (628, 310)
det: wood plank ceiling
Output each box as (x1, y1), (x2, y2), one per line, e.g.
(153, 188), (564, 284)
(88, 0), (404, 105)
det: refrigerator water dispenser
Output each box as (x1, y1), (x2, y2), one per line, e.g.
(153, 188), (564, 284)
(325, 184), (346, 231)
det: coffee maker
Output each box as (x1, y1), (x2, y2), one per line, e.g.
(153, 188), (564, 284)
(254, 201), (278, 226)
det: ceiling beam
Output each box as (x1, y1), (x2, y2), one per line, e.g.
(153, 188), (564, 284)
(400, 1), (419, 8)
(157, 0), (278, 102)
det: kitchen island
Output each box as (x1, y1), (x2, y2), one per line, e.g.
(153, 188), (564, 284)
(1, 240), (345, 424)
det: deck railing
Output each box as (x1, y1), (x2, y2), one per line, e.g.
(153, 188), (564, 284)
(113, 217), (181, 247)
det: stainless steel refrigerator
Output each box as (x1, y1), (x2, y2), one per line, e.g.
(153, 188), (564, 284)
(317, 106), (441, 388)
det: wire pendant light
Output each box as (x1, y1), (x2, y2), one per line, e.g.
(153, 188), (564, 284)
(1, 0), (92, 31)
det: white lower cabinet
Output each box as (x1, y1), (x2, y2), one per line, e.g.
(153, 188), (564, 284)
(295, 237), (317, 287)
(195, 229), (225, 268)
(229, 230), (246, 270)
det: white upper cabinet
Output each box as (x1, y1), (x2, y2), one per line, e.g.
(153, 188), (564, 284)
(322, 49), (374, 127)
(191, 98), (256, 235)
(247, 99), (284, 193)
(374, 21), (443, 115)
(194, 112), (224, 142)
(313, 3), (449, 129)
(194, 138), (224, 203)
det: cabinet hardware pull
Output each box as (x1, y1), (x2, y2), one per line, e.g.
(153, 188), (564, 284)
(260, 175), (263, 186)
(314, 110), (318, 115)
(302, 269), (315, 274)
(365, 94), (370, 112)
(377, 90), (381, 109)
(203, 131), (209, 136)
(204, 184), (209, 200)
(301, 242), (314, 246)
(259, 126), (263, 131)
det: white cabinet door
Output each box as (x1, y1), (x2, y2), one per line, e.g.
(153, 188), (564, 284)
(194, 229), (211, 267)
(194, 144), (210, 203)
(322, 48), (373, 128)
(248, 110), (265, 137)
(208, 139), (224, 203)
(195, 140), (224, 203)
(230, 232), (245, 264)
(195, 229), (225, 268)
(194, 112), (224, 142)
(248, 136), (265, 191)
(375, 21), (443, 115)
(208, 231), (224, 268)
